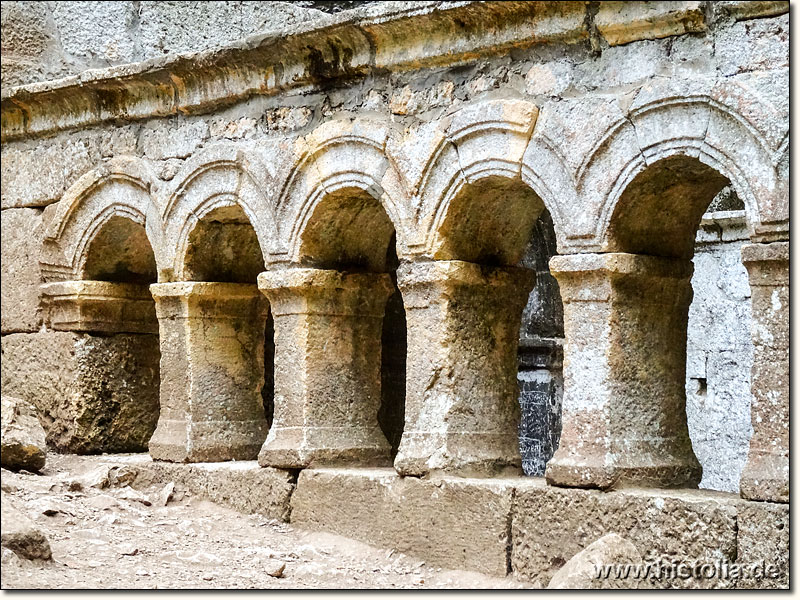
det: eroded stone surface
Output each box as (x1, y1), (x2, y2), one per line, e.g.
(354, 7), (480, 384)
(394, 260), (534, 477)
(149, 282), (269, 463)
(1, 207), (44, 333)
(546, 253), (701, 490)
(1, 395), (46, 472)
(1, 331), (160, 454)
(547, 533), (643, 589)
(511, 481), (740, 588)
(738, 242), (788, 503)
(291, 468), (517, 577)
(258, 268), (394, 468)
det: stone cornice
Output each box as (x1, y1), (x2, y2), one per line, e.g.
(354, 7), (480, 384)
(0, 0), (788, 143)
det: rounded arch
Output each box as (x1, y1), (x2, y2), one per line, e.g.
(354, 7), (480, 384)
(162, 145), (278, 279)
(275, 117), (412, 264)
(575, 89), (787, 250)
(414, 98), (563, 260)
(40, 156), (165, 282)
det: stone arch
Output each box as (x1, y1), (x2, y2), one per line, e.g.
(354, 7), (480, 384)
(576, 84), (787, 250)
(415, 98), (567, 259)
(40, 156), (164, 283)
(162, 145), (278, 280)
(545, 86), (787, 491)
(275, 117), (411, 265)
(38, 157), (163, 455)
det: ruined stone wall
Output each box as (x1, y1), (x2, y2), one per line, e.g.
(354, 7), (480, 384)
(0, 1), (788, 500)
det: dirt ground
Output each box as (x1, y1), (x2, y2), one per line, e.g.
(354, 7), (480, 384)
(1, 454), (532, 590)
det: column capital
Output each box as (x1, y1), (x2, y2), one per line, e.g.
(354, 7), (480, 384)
(150, 282), (266, 320)
(398, 259), (534, 289)
(40, 280), (157, 334)
(741, 241), (789, 286)
(258, 267), (393, 317)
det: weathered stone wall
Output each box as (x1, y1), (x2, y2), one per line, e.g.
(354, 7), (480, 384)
(0, 0), (788, 498)
(1, 1), (329, 87)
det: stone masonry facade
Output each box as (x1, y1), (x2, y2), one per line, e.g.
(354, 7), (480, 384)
(0, 0), (788, 588)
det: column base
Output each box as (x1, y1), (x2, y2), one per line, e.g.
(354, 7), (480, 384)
(545, 439), (702, 490)
(394, 431), (522, 477)
(149, 418), (268, 463)
(740, 450), (788, 503)
(258, 426), (391, 469)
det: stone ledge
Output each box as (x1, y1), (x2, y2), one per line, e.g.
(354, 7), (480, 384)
(99, 455), (296, 522)
(290, 468), (517, 578)
(595, 1), (706, 47)
(0, 0), (726, 142)
(287, 468), (788, 588)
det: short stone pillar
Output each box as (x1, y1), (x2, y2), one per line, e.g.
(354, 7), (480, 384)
(393, 260), (535, 477)
(148, 282), (269, 462)
(257, 268), (394, 468)
(545, 253), (701, 489)
(739, 241), (788, 503)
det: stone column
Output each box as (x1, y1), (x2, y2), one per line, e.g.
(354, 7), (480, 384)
(393, 260), (535, 477)
(739, 241), (788, 503)
(148, 282), (269, 462)
(257, 268), (394, 468)
(545, 253), (701, 489)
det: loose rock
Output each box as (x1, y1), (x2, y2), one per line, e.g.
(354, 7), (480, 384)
(1, 396), (47, 472)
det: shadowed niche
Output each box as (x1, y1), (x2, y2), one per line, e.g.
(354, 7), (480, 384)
(82, 216), (157, 284)
(432, 175), (546, 266)
(606, 155), (730, 259)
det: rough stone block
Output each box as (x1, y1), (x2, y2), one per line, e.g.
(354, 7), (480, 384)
(291, 468), (516, 577)
(735, 502), (788, 589)
(51, 1), (138, 65)
(1, 208), (44, 333)
(511, 480), (740, 588)
(0, 331), (160, 454)
(1, 128), (138, 208)
(715, 13), (789, 76)
(139, 119), (210, 161)
(103, 455), (296, 522)
(595, 1), (706, 47)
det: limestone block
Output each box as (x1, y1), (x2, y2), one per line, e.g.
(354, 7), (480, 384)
(547, 533), (644, 589)
(0, 492), (52, 561)
(595, 1), (706, 47)
(51, 1), (138, 65)
(511, 480), (739, 588)
(545, 253), (701, 489)
(1, 208), (44, 333)
(394, 260), (534, 477)
(257, 268), (393, 468)
(105, 456), (296, 522)
(139, 119), (210, 161)
(41, 281), (158, 334)
(1, 396), (47, 472)
(715, 13), (789, 76)
(735, 502), (788, 589)
(0, 331), (160, 453)
(0, 1), (61, 86)
(149, 282), (269, 463)
(1, 128), (138, 208)
(717, 1), (788, 21)
(739, 242), (788, 503)
(291, 468), (516, 577)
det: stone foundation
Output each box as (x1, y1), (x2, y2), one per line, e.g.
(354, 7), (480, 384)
(1, 331), (159, 453)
